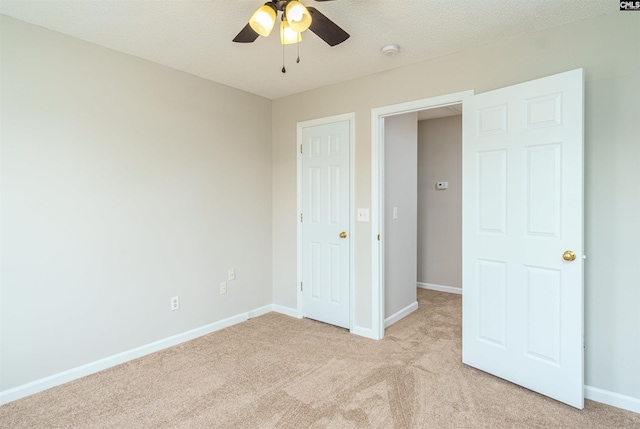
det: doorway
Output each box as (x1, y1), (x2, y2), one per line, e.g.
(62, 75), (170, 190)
(370, 90), (474, 340)
(382, 108), (463, 328)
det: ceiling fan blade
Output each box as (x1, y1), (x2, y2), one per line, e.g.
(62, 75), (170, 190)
(233, 23), (259, 43)
(307, 7), (350, 47)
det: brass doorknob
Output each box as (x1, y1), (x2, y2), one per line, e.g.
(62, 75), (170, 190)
(339, 231), (347, 239)
(562, 250), (576, 261)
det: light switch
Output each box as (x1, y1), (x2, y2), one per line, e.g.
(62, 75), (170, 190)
(357, 208), (370, 222)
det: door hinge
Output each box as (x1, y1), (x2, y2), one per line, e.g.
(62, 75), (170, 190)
(300, 213), (303, 222)
(300, 282), (303, 291)
(300, 144), (303, 154)
(378, 234), (381, 241)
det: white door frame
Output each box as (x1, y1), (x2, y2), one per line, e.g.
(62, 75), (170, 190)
(297, 112), (356, 331)
(370, 91), (474, 340)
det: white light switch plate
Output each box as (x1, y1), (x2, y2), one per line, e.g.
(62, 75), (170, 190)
(357, 208), (370, 222)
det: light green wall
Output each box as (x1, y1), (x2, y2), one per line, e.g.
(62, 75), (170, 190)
(0, 15), (273, 390)
(272, 12), (640, 399)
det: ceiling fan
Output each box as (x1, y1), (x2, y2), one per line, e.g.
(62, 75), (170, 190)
(232, 0), (350, 47)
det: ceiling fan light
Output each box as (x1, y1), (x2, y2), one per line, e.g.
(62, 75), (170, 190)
(285, 1), (312, 33)
(249, 4), (277, 37)
(280, 20), (302, 45)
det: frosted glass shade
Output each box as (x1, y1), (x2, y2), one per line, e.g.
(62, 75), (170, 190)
(249, 4), (277, 37)
(285, 1), (312, 33)
(280, 20), (302, 45)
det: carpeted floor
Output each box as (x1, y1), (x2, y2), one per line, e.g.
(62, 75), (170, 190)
(1, 289), (639, 428)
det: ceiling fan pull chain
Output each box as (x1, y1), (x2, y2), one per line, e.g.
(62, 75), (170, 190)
(297, 38), (300, 64)
(282, 42), (286, 73)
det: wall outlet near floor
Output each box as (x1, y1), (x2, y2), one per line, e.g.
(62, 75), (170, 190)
(171, 296), (180, 311)
(220, 282), (227, 295)
(228, 268), (235, 281)
(436, 181), (448, 190)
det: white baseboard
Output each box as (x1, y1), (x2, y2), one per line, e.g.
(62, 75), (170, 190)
(585, 385), (640, 414)
(417, 282), (462, 295)
(248, 304), (273, 319)
(6, 307), (636, 417)
(350, 325), (378, 340)
(0, 305), (270, 406)
(272, 304), (302, 319)
(385, 301), (419, 328)
(272, 306), (379, 342)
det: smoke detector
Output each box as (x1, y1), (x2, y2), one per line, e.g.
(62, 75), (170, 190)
(381, 44), (400, 56)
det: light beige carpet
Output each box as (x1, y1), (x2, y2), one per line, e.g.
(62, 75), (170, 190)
(2, 289), (639, 428)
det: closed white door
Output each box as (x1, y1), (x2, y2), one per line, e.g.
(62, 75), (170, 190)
(462, 69), (584, 408)
(301, 120), (351, 329)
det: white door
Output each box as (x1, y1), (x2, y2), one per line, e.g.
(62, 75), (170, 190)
(462, 69), (584, 408)
(301, 120), (351, 329)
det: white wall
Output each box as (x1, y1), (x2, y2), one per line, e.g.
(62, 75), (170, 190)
(0, 16), (273, 391)
(384, 113), (418, 319)
(417, 116), (462, 290)
(272, 12), (640, 401)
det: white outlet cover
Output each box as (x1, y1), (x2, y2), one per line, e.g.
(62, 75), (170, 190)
(220, 282), (227, 295)
(436, 181), (448, 190)
(357, 208), (370, 222)
(228, 268), (235, 281)
(171, 296), (180, 311)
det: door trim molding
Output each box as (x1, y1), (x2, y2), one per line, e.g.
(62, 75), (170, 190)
(296, 112), (356, 331)
(370, 91), (474, 340)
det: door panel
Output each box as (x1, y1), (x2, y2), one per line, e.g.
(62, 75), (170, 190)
(477, 150), (507, 234)
(477, 259), (507, 347)
(302, 120), (350, 329)
(525, 144), (562, 237)
(462, 69), (584, 409)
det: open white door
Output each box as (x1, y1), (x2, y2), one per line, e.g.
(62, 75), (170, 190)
(462, 69), (584, 408)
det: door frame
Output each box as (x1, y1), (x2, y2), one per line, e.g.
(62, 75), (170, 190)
(297, 112), (356, 331)
(370, 91), (474, 340)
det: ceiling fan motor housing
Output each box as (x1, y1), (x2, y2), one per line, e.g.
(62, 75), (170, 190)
(274, 1), (291, 12)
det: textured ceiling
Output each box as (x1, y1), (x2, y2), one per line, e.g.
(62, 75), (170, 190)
(0, 0), (613, 100)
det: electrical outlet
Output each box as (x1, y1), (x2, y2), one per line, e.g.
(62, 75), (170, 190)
(436, 181), (448, 190)
(228, 268), (235, 281)
(220, 282), (227, 295)
(171, 296), (180, 311)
